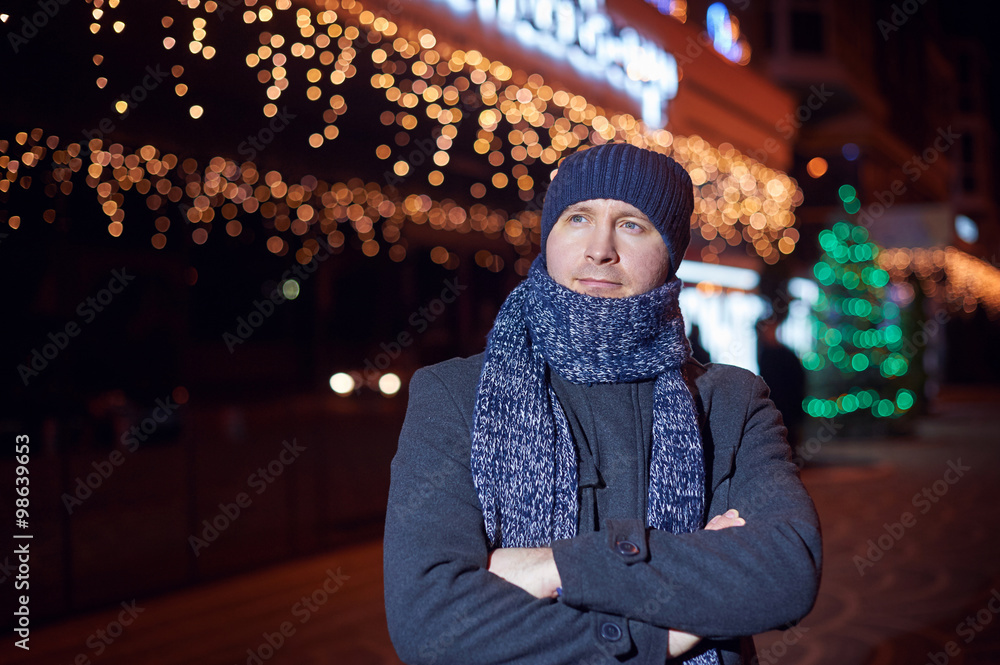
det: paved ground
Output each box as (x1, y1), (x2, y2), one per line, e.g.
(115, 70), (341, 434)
(754, 391), (1000, 665)
(4, 390), (999, 665)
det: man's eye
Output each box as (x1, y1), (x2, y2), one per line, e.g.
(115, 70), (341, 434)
(622, 220), (640, 230)
(569, 214), (587, 224)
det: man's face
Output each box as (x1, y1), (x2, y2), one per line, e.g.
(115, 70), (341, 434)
(545, 198), (671, 298)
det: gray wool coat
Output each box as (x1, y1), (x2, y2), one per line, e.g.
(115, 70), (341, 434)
(384, 353), (822, 664)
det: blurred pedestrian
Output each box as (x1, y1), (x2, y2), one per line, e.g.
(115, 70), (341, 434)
(689, 323), (711, 364)
(756, 315), (806, 450)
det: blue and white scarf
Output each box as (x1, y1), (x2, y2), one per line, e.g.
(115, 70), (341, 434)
(471, 256), (717, 663)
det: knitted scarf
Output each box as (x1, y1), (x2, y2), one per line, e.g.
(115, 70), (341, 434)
(471, 257), (718, 665)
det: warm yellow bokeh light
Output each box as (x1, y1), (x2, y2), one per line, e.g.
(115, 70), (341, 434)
(379, 373), (402, 396)
(806, 157), (828, 178)
(329, 373), (355, 395)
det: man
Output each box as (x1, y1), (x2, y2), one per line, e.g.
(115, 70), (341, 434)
(384, 143), (821, 664)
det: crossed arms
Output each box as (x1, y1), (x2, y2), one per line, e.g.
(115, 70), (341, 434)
(384, 361), (821, 664)
(487, 509), (748, 659)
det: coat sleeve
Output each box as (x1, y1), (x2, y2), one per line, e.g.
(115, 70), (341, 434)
(551, 370), (822, 638)
(384, 365), (676, 664)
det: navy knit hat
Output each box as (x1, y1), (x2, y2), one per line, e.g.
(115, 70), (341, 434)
(540, 143), (694, 277)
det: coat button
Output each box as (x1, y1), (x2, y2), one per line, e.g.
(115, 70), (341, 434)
(600, 622), (623, 641)
(615, 540), (639, 556)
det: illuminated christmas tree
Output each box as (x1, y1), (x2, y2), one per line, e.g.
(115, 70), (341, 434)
(802, 185), (917, 424)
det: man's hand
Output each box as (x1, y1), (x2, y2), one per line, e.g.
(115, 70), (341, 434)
(705, 508), (746, 531)
(487, 547), (562, 599)
(668, 509), (746, 658)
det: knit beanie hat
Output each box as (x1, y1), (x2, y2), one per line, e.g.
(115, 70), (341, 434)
(540, 143), (694, 277)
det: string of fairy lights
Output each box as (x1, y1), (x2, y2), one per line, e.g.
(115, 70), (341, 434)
(2, 0), (996, 326)
(2, 0), (803, 275)
(878, 246), (1000, 318)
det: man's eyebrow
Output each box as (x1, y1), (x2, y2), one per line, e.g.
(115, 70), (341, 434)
(562, 202), (598, 214)
(560, 201), (650, 221)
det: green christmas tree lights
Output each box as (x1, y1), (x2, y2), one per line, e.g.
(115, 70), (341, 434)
(802, 187), (916, 421)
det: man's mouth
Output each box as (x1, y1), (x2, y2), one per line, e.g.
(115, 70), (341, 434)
(576, 277), (622, 289)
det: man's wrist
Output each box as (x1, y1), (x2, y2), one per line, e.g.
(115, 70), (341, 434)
(487, 546), (564, 599)
(538, 546), (562, 598)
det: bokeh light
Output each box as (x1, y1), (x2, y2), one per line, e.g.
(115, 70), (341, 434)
(806, 157), (827, 178)
(379, 372), (402, 396)
(329, 372), (355, 395)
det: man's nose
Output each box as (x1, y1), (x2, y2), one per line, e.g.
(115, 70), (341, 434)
(585, 223), (618, 264)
